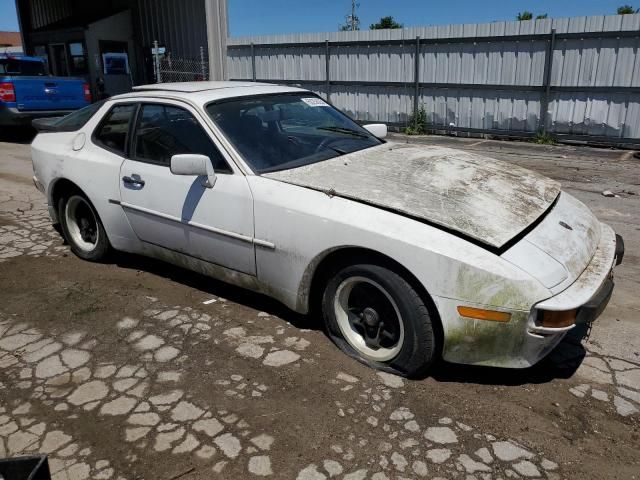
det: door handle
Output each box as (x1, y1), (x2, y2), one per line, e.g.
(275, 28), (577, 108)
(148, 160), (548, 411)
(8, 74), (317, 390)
(122, 175), (145, 187)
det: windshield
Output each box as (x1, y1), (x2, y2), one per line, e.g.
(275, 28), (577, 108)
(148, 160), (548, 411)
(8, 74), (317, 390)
(206, 93), (382, 173)
(0, 59), (46, 76)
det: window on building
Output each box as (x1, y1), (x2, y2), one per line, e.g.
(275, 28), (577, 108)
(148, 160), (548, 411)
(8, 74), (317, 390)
(68, 42), (88, 75)
(32, 45), (50, 74)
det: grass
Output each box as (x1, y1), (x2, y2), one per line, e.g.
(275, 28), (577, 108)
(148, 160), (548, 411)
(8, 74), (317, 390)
(403, 105), (428, 135)
(534, 130), (557, 145)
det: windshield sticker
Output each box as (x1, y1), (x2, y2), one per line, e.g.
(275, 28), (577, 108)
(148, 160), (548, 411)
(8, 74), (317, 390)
(302, 97), (329, 107)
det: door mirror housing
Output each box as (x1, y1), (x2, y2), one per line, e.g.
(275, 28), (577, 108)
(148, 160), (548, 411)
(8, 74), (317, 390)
(363, 123), (388, 139)
(170, 154), (217, 188)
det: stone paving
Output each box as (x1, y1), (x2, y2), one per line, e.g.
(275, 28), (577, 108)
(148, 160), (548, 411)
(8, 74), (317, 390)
(0, 175), (639, 479)
(295, 372), (561, 480)
(0, 302), (291, 478)
(0, 191), (64, 262)
(567, 354), (640, 417)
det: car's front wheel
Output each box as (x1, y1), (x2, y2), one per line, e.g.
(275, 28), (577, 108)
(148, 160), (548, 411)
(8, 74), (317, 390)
(322, 263), (437, 377)
(58, 192), (111, 261)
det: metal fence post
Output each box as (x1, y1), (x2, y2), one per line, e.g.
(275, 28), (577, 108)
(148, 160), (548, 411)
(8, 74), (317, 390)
(251, 42), (256, 82)
(200, 46), (207, 81)
(153, 40), (162, 83)
(414, 36), (421, 127)
(325, 39), (331, 102)
(539, 29), (556, 133)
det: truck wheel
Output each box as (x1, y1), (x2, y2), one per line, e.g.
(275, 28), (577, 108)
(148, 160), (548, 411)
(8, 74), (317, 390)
(322, 264), (437, 377)
(58, 192), (111, 261)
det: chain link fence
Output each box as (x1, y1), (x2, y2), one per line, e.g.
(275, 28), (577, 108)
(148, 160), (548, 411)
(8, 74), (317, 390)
(154, 42), (209, 83)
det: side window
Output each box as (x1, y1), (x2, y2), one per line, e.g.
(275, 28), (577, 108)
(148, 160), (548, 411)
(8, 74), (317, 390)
(94, 104), (136, 155)
(133, 104), (230, 172)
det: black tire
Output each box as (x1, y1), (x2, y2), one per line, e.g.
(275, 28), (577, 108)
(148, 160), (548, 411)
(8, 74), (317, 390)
(58, 191), (111, 262)
(322, 263), (437, 378)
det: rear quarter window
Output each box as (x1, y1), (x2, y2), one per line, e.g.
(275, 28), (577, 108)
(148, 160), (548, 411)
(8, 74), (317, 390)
(93, 104), (137, 156)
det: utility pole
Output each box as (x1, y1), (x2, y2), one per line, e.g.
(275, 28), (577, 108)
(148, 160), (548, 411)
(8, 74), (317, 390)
(351, 0), (357, 31)
(341, 0), (359, 31)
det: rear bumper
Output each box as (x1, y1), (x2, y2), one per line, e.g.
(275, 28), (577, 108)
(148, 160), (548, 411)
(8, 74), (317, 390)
(0, 105), (71, 126)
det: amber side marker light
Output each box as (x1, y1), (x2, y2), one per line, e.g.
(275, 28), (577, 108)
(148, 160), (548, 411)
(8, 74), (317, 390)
(538, 309), (577, 329)
(457, 306), (511, 323)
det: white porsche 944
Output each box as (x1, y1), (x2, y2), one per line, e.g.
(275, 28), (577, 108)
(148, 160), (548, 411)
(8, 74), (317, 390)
(31, 82), (624, 377)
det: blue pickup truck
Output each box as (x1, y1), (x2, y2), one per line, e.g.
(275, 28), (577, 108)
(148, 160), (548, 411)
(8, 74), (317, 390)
(0, 54), (91, 127)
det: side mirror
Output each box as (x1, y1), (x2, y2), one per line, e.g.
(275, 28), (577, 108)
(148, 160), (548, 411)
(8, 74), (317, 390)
(170, 154), (217, 188)
(363, 123), (388, 139)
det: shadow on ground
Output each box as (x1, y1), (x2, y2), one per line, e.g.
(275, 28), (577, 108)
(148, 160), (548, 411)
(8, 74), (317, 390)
(113, 251), (313, 330)
(0, 126), (37, 144)
(110, 249), (588, 387)
(431, 328), (588, 386)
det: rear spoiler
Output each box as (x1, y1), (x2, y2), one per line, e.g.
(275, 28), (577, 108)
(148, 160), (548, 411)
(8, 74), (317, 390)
(32, 117), (70, 132)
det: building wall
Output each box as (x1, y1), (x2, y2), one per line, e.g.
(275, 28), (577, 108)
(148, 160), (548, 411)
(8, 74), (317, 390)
(16, 0), (228, 84)
(85, 9), (136, 95)
(28, 0), (72, 30)
(205, 0), (227, 80)
(133, 0), (227, 81)
(135, 0), (209, 59)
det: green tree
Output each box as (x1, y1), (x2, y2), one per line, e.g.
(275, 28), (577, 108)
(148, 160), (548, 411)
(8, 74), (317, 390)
(370, 16), (404, 30)
(536, 14), (548, 19)
(339, 19), (360, 31)
(516, 11), (533, 21)
(618, 5), (638, 13)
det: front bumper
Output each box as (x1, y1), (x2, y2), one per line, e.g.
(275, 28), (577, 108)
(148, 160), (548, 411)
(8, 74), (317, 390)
(440, 223), (621, 368)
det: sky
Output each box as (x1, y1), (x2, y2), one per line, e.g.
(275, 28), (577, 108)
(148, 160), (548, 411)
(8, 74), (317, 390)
(0, 0), (634, 35)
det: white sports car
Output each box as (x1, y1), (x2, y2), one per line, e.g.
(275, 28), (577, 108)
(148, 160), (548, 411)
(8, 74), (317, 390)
(31, 82), (624, 377)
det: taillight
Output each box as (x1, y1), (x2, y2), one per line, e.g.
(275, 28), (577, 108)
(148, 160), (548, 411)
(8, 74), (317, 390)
(83, 83), (92, 103)
(0, 82), (16, 102)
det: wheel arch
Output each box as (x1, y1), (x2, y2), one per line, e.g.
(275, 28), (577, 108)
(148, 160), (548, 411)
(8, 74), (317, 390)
(302, 246), (444, 351)
(48, 178), (88, 223)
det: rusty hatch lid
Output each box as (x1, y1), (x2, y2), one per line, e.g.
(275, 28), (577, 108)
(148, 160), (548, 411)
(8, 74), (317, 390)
(263, 143), (561, 249)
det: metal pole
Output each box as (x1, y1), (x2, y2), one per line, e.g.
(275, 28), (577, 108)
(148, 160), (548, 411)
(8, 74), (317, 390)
(153, 40), (162, 83)
(251, 42), (256, 82)
(540, 29), (556, 133)
(325, 39), (331, 102)
(200, 46), (207, 81)
(414, 36), (421, 128)
(351, 0), (356, 31)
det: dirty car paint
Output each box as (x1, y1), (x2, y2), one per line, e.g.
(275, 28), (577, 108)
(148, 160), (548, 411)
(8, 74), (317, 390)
(265, 143), (561, 249)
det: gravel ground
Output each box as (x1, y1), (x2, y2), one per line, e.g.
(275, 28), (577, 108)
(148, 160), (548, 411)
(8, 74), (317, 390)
(0, 131), (638, 480)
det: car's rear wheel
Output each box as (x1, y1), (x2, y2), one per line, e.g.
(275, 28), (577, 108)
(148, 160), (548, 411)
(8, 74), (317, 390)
(58, 193), (110, 261)
(322, 263), (437, 377)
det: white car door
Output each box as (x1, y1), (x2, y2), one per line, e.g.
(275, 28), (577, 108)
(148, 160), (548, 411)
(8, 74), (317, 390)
(118, 101), (256, 275)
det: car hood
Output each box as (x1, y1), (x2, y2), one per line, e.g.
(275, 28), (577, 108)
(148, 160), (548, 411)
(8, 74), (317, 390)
(264, 142), (561, 249)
